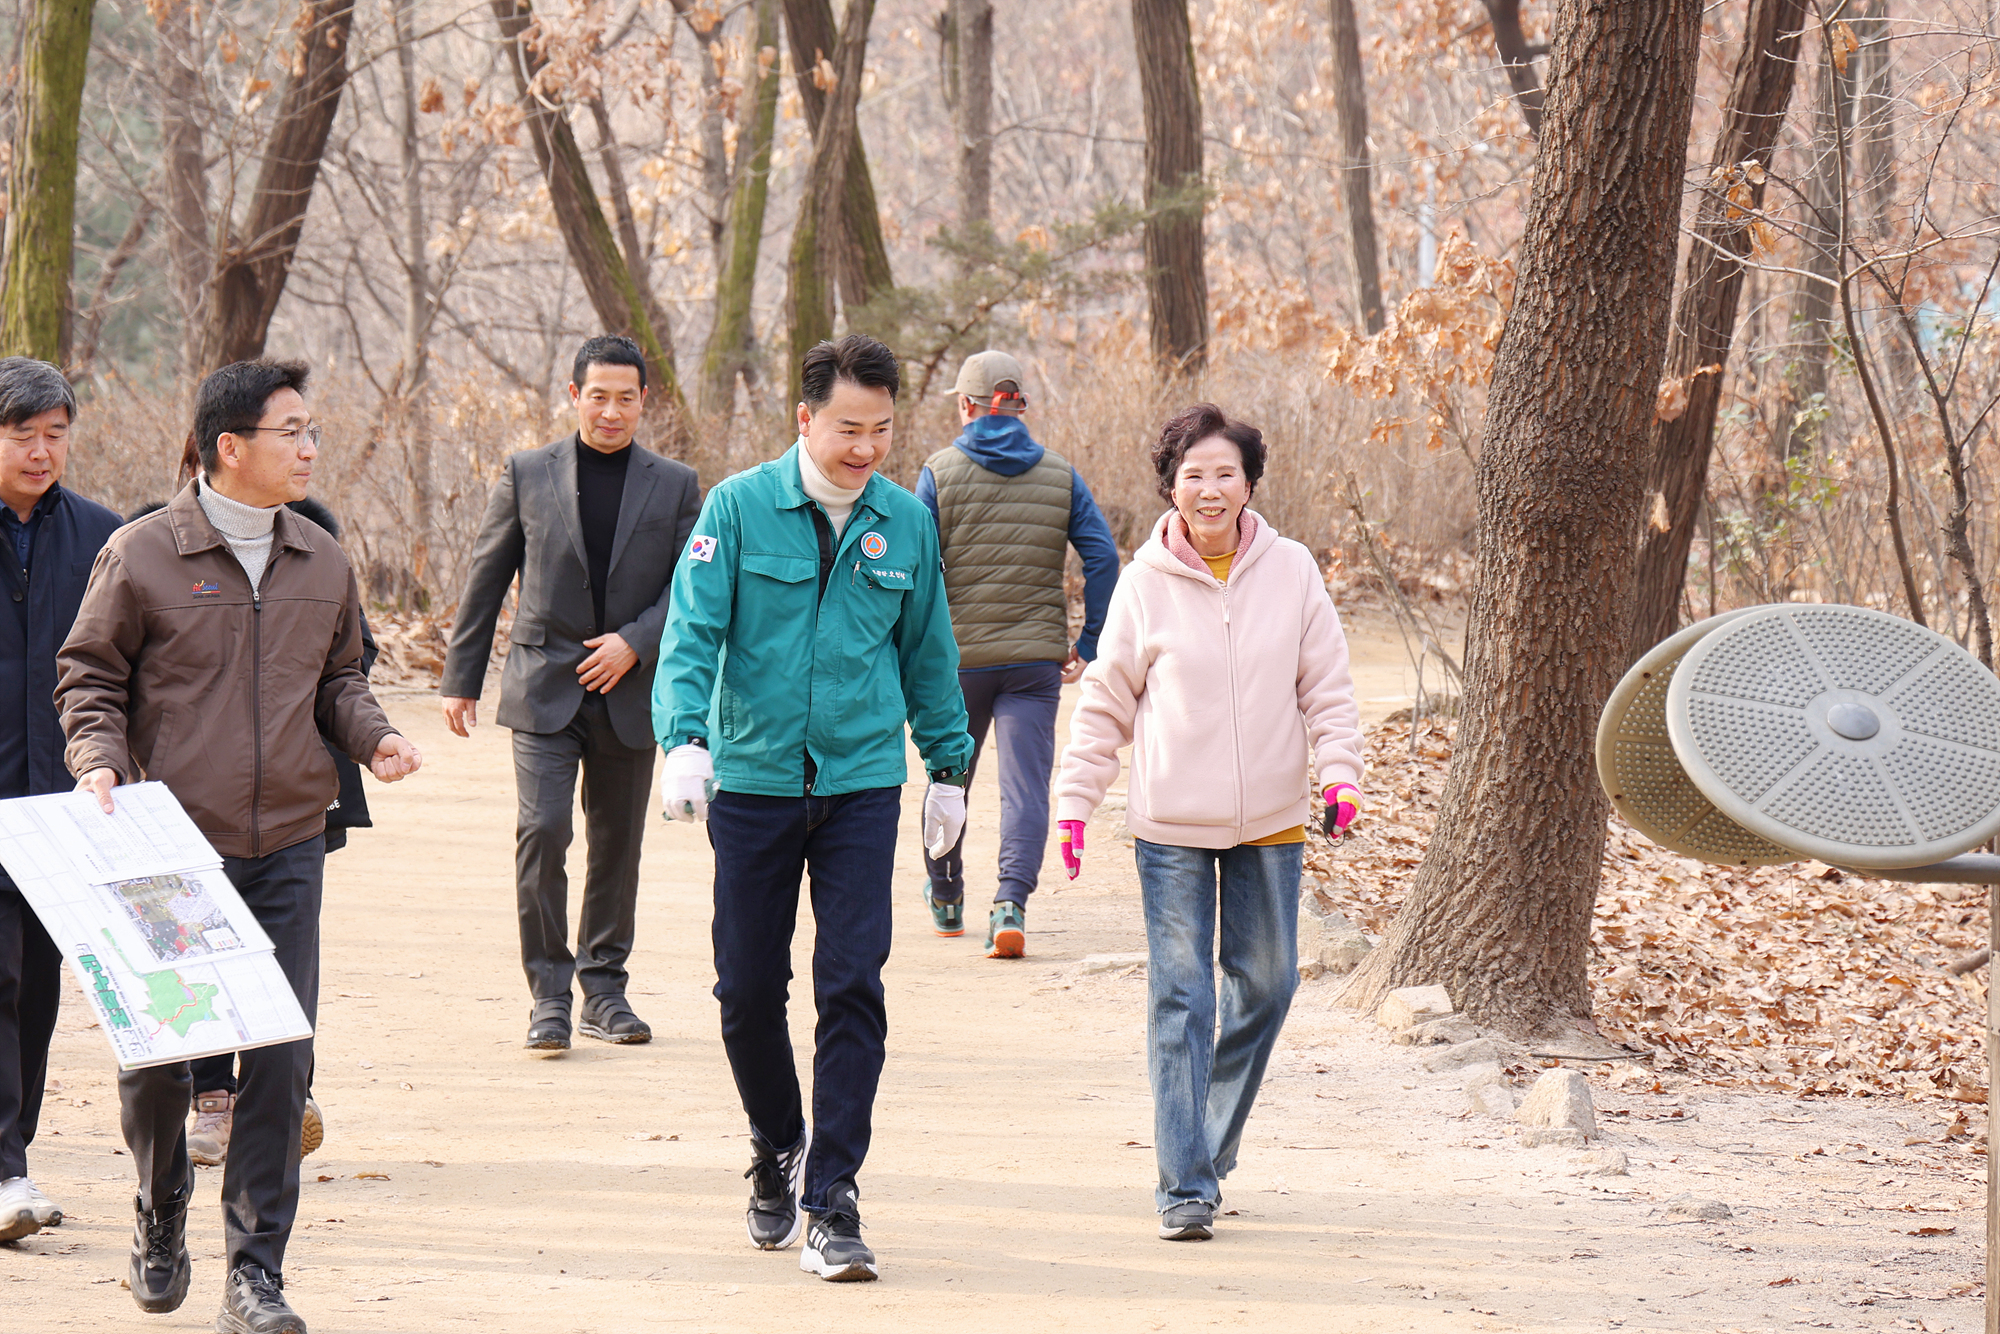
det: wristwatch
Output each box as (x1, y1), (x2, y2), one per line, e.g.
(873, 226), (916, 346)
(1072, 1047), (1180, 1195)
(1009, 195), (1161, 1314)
(927, 766), (969, 786)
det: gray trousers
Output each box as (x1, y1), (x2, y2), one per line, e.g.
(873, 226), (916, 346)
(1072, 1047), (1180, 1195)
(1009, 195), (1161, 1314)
(513, 693), (655, 1002)
(923, 662), (1062, 907)
(120, 836), (322, 1277)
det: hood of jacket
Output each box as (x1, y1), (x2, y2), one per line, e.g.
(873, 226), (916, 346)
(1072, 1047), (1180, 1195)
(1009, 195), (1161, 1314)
(950, 413), (1044, 476)
(1135, 506), (1277, 583)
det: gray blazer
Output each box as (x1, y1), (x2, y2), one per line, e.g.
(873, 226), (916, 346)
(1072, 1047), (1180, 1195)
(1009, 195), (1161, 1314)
(441, 434), (700, 750)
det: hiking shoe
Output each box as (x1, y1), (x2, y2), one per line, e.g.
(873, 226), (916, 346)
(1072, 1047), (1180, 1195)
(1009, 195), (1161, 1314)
(923, 885), (965, 937)
(744, 1132), (806, 1250)
(299, 1097), (324, 1159)
(0, 1176), (44, 1242)
(129, 1183), (193, 1312)
(985, 901), (1026, 958)
(526, 998), (571, 1051)
(1158, 1201), (1215, 1241)
(578, 994), (652, 1044)
(189, 1090), (234, 1166)
(800, 1181), (877, 1281)
(216, 1263), (307, 1334)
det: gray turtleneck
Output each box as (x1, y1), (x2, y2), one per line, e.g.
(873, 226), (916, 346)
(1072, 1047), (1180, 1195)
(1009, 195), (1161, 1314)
(198, 477), (280, 592)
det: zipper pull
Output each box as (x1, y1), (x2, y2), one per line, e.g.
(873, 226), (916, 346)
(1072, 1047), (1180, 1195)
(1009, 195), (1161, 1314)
(1221, 586), (1230, 625)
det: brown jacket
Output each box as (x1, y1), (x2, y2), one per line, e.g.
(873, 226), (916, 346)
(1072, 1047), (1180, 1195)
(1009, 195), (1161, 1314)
(56, 482), (395, 858)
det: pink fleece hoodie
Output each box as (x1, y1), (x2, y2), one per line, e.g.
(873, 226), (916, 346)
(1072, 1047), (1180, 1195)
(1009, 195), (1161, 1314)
(1055, 508), (1364, 849)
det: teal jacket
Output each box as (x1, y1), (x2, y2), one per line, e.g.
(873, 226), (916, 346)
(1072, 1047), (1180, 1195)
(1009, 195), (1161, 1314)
(653, 444), (974, 796)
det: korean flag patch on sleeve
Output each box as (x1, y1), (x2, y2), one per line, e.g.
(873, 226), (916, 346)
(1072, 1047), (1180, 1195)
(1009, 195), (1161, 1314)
(688, 535), (718, 563)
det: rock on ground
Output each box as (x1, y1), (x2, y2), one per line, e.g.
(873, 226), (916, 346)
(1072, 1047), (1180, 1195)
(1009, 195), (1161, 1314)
(1394, 1015), (1483, 1047)
(1567, 1149), (1630, 1177)
(1462, 1063), (1517, 1116)
(1515, 1068), (1597, 1139)
(1377, 985), (1454, 1032)
(1665, 1195), (1732, 1221)
(1420, 1036), (1524, 1072)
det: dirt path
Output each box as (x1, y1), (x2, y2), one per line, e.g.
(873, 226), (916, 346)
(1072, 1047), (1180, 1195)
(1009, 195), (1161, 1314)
(8, 614), (1987, 1332)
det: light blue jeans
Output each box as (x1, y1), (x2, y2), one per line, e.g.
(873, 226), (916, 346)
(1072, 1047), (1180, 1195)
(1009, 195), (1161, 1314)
(1134, 837), (1302, 1212)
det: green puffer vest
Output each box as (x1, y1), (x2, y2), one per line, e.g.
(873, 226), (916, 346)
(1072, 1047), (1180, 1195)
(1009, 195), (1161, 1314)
(927, 443), (1074, 668)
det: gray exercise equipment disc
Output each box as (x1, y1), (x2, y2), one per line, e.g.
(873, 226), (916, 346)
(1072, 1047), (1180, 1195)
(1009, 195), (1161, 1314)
(1595, 607), (1797, 866)
(1666, 603), (2000, 869)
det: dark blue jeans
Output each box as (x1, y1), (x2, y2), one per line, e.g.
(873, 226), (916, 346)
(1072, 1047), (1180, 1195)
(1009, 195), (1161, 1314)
(708, 787), (898, 1211)
(922, 662), (1061, 907)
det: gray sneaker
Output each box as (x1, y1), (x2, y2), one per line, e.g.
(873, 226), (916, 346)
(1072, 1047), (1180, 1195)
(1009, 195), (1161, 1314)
(1158, 1201), (1215, 1241)
(744, 1132), (806, 1250)
(799, 1181), (877, 1281)
(188, 1090), (234, 1166)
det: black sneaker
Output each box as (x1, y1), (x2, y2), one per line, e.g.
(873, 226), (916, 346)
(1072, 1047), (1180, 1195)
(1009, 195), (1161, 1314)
(744, 1132), (806, 1250)
(799, 1180), (877, 1281)
(526, 998), (571, 1052)
(128, 1184), (192, 1313)
(578, 994), (652, 1044)
(1158, 1200), (1214, 1241)
(216, 1264), (307, 1334)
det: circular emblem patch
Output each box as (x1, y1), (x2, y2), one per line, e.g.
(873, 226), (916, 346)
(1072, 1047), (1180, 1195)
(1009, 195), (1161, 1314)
(859, 531), (887, 560)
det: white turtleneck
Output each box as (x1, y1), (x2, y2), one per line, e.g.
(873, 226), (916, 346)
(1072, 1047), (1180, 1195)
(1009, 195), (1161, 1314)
(797, 438), (862, 538)
(198, 476), (281, 592)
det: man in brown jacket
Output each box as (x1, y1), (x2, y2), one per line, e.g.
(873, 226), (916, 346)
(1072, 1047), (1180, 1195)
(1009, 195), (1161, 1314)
(57, 359), (420, 1334)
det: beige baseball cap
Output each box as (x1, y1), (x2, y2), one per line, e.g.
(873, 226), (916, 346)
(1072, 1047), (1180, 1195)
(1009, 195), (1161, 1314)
(952, 349), (1029, 409)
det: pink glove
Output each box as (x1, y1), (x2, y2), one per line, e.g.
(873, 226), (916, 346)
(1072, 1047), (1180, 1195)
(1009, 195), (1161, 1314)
(1059, 820), (1086, 879)
(1323, 784), (1361, 840)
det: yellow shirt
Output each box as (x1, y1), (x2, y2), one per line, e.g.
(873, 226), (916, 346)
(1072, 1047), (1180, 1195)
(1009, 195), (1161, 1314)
(1200, 550), (1303, 846)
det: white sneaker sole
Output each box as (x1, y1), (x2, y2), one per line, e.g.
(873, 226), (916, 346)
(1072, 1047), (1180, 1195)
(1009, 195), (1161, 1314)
(799, 1244), (878, 1281)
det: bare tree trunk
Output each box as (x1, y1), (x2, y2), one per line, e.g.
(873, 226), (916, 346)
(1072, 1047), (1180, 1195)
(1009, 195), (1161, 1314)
(391, 0), (435, 592)
(157, 0), (210, 375)
(782, 0), (894, 310)
(198, 0), (356, 370)
(1339, 0), (1702, 1038)
(1628, 0), (1807, 657)
(0, 0), (95, 365)
(1771, 48), (1851, 471)
(587, 96), (676, 350)
(1851, 1), (1915, 399)
(1482, 0), (1546, 138)
(72, 200), (156, 375)
(703, 0), (782, 412)
(1328, 0), (1384, 333)
(669, 0), (733, 263)
(787, 0), (876, 395)
(1132, 0), (1208, 373)
(491, 0), (692, 449)
(953, 0), (993, 237)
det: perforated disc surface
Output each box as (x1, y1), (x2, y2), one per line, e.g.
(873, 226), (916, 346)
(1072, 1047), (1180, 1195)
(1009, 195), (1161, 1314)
(1665, 604), (2000, 869)
(1596, 608), (1796, 866)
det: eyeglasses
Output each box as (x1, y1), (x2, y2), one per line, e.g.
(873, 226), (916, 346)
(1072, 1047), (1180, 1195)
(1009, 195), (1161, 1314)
(240, 424), (323, 448)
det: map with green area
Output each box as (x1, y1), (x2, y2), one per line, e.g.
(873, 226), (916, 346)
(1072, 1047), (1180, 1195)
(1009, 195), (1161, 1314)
(141, 970), (219, 1038)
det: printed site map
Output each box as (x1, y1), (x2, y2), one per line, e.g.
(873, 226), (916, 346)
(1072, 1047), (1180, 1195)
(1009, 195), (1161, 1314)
(0, 783), (312, 1069)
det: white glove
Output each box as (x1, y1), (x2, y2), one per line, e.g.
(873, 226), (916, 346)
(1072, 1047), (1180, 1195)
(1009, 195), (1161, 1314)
(923, 782), (966, 860)
(661, 744), (717, 822)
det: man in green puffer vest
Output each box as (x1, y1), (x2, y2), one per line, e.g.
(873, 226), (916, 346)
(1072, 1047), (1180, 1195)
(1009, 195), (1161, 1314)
(913, 350), (1121, 958)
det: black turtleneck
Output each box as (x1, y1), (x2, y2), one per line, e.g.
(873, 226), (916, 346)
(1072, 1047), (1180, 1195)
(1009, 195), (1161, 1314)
(576, 441), (631, 633)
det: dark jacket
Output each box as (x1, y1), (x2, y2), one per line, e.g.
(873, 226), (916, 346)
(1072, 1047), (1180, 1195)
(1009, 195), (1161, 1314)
(2, 484), (122, 892)
(441, 434), (700, 750)
(56, 481), (394, 858)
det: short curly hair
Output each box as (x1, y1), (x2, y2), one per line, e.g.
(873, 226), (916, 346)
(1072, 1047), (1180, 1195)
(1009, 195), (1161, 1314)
(1150, 403), (1266, 503)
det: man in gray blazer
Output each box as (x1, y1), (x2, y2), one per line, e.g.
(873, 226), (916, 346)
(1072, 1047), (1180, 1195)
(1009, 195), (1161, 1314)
(441, 336), (700, 1051)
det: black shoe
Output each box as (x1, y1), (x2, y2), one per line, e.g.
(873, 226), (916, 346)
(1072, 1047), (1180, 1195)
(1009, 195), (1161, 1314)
(578, 994), (651, 1044)
(799, 1180), (877, 1281)
(526, 999), (571, 1051)
(129, 1185), (192, 1313)
(215, 1264), (307, 1334)
(744, 1132), (806, 1250)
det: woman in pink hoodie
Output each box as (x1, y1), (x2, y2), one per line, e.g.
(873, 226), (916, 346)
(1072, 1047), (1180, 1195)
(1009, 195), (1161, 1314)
(1055, 403), (1364, 1241)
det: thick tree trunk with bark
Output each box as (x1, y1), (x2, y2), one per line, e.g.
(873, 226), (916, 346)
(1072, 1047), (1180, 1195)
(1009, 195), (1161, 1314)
(787, 0), (875, 396)
(198, 0), (355, 370)
(781, 0), (894, 312)
(158, 1), (210, 375)
(587, 97), (676, 352)
(0, 0), (95, 365)
(1328, 0), (1384, 333)
(1771, 49), (1850, 471)
(1132, 0), (1208, 373)
(392, 0), (435, 588)
(492, 0), (690, 449)
(1339, 0), (1703, 1038)
(1628, 0), (1807, 657)
(703, 0), (782, 411)
(1482, 0), (1546, 138)
(953, 0), (993, 237)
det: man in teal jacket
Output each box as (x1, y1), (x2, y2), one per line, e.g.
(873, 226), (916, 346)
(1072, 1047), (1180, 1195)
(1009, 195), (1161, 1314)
(653, 334), (972, 1283)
